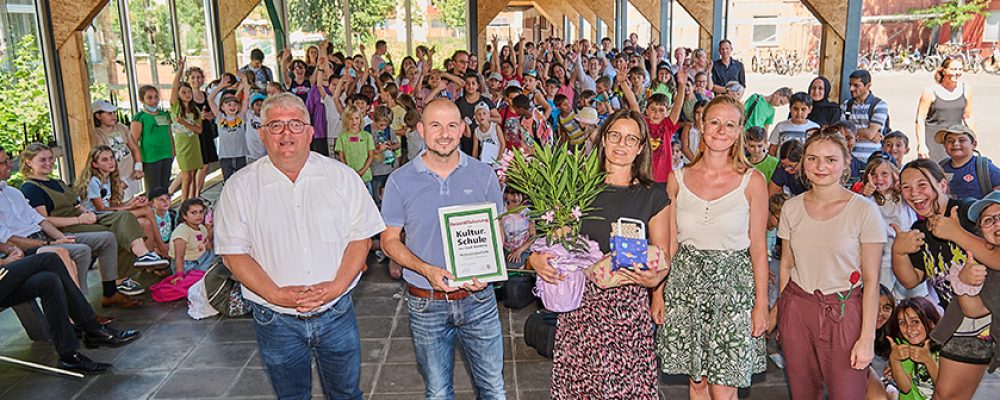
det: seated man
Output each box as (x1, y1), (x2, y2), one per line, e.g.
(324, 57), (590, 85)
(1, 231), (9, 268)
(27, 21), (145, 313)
(0, 246), (140, 374)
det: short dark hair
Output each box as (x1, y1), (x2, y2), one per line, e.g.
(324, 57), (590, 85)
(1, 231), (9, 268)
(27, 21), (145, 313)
(884, 131), (909, 146)
(553, 94), (569, 107)
(504, 86), (522, 98)
(348, 93), (372, 105)
(719, 39), (733, 47)
(250, 49), (264, 61)
(778, 140), (804, 163)
(376, 40), (387, 48)
(849, 69), (872, 85)
(512, 94), (531, 110)
(745, 126), (767, 143)
(179, 198), (207, 222)
(789, 92), (813, 108)
(647, 93), (669, 108)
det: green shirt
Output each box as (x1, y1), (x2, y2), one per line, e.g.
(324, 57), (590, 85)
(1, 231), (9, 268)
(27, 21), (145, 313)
(898, 349), (939, 400)
(752, 155), (779, 182)
(744, 93), (776, 130)
(335, 130), (375, 181)
(131, 109), (173, 163)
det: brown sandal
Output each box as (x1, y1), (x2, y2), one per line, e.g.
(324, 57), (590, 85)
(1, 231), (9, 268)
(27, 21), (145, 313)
(101, 293), (143, 309)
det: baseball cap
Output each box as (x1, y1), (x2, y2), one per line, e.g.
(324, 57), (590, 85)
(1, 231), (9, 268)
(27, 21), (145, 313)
(576, 107), (599, 125)
(221, 94), (241, 105)
(147, 187), (169, 200)
(489, 72), (503, 81)
(524, 69), (539, 78)
(91, 100), (117, 113)
(935, 124), (976, 144)
(968, 190), (1000, 221)
(250, 93), (267, 105)
(506, 80), (522, 89)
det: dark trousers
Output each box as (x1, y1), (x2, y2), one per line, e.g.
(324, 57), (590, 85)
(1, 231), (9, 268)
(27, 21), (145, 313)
(143, 157), (173, 193)
(0, 253), (101, 357)
(220, 157), (247, 182)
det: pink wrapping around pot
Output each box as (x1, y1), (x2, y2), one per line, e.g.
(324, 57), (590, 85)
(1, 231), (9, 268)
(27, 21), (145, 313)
(530, 237), (603, 312)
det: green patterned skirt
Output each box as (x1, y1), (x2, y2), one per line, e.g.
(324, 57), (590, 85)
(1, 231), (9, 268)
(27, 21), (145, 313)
(656, 244), (766, 387)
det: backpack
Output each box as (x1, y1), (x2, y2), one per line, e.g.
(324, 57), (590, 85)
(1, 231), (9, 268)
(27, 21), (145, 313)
(940, 155), (994, 198)
(846, 95), (890, 135)
(203, 259), (249, 317)
(523, 310), (558, 359)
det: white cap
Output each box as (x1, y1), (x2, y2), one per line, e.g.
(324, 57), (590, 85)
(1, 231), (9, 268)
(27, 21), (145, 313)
(92, 100), (117, 113)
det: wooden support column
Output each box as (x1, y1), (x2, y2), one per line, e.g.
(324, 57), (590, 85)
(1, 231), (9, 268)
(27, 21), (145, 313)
(631, 0), (662, 43)
(219, 0), (262, 72)
(801, 0), (861, 101)
(676, 0), (714, 50)
(50, 0), (109, 173)
(579, 0), (615, 42)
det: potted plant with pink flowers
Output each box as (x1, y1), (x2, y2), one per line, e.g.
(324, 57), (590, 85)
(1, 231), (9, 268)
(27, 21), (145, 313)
(499, 142), (605, 312)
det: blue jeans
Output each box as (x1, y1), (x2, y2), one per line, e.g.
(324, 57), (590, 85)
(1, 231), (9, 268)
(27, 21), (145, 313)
(405, 287), (506, 400)
(250, 295), (363, 400)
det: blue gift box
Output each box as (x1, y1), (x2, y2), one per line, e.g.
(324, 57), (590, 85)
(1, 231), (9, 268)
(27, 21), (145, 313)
(610, 218), (648, 270)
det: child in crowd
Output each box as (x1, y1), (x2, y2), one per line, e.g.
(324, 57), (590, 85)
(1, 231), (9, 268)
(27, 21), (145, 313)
(367, 106), (399, 201)
(265, 82), (283, 96)
(574, 107), (600, 153)
(500, 187), (533, 269)
(148, 187), (176, 246)
(622, 69), (686, 183)
(554, 94), (584, 146)
(626, 67), (649, 111)
(860, 156), (925, 300)
(869, 285), (899, 400)
(245, 93), (267, 162)
(512, 94), (552, 147)
(336, 104), (376, 197)
(671, 138), (685, 171)
(883, 131), (910, 167)
(766, 192), (790, 368)
(75, 145), (169, 258)
(887, 297), (942, 400)
(746, 126), (779, 182)
(679, 100), (707, 162)
(403, 109), (423, 161)
(130, 84), (175, 192)
(169, 198), (215, 283)
(744, 87), (792, 132)
(208, 75), (251, 180)
(594, 76), (622, 111)
(648, 63), (675, 103)
(936, 125), (1000, 200)
(768, 92), (819, 155)
(474, 103), (504, 166)
(91, 100), (142, 199)
(725, 81), (745, 101)
(768, 139), (806, 196)
(170, 58), (203, 201)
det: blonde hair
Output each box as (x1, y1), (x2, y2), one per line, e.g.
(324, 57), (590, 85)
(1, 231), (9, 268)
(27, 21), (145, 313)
(342, 104), (364, 131)
(75, 145), (123, 206)
(690, 96), (752, 173)
(19, 142), (52, 179)
(864, 156), (902, 206)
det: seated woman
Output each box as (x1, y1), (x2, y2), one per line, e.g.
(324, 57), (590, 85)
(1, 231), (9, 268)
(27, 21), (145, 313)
(0, 249), (139, 374)
(18, 143), (169, 286)
(75, 145), (169, 257)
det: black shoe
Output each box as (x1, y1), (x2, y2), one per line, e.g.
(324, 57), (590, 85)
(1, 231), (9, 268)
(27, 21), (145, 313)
(83, 326), (140, 349)
(57, 352), (112, 375)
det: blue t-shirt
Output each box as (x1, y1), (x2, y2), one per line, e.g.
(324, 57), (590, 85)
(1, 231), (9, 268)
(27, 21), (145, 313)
(380, 152), (505, 289)
(943, 156), (1000, 200)
(771, 167), (807, 196)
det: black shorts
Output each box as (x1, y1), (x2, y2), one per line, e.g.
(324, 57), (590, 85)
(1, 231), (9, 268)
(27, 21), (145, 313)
(940, 335), (995, 365)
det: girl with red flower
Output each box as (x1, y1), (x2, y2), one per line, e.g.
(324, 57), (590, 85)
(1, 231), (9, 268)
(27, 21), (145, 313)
(775, 129), (887, 399)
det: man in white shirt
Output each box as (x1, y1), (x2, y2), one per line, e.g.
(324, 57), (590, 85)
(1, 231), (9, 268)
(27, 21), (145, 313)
(215, 93), (385, 399)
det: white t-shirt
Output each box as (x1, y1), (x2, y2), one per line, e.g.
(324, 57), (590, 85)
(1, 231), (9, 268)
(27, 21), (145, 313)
(245, 111), (266, 160)
(475, 122), (502, 166)
(214, 154), (386, 315)
(322, 95), (344, 141)
(83, 176), (112, 212)
(778, 194), (887, 294)
(769, 119), (820, 146)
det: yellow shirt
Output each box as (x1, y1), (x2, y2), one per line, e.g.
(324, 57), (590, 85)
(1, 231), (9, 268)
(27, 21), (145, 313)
(169, 223), (209, 261)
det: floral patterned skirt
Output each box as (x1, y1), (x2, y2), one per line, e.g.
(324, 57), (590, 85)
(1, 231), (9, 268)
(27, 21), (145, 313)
(656, 244), (766, 388)
(551, 281), (658, 399)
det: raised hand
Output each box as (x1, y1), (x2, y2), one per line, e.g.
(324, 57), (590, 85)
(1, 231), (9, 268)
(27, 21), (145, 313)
(959, 249), (988, 286)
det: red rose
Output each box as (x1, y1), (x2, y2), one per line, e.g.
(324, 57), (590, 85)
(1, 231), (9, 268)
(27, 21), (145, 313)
(849, 271), (861, 285)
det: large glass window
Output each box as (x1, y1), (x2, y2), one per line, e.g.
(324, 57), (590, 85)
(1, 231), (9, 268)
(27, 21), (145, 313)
(235, 1), (278, 79)
(176, 0), (213, 78)
(85, 1), (132, 114)
(0, 0), (55, 155)
(127, 0), (177, 105)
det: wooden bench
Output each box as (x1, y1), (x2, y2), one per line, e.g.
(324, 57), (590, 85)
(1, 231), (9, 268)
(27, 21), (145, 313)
(1, 302), (50, 341)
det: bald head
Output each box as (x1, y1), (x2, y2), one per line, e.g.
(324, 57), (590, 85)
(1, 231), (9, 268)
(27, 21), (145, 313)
(418, 99), (464, 159)
(422, 99), (461, 124)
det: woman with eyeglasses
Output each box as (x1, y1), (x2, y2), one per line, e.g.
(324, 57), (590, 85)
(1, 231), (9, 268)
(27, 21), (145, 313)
(915, 58), (976, 162)
(891, 159), (1000, 399)
(528, 109), (671, 399)
(657, 96), (769, 398)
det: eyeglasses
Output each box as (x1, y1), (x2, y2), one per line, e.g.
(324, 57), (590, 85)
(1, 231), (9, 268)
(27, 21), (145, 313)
(605, 131), (642, 147)
(264, 119), (310, 134)
(981, 212), (1000, 228)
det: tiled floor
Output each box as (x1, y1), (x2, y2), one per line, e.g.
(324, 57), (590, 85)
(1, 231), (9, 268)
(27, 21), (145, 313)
(0, 183), (998, 399)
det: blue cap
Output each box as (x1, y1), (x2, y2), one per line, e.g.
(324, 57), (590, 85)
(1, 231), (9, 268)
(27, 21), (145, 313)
(250, 93), (267, 105)
(968, 190), (1000, 222)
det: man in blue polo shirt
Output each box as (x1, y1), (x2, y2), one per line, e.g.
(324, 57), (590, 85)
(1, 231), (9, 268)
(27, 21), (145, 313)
(381, 99), (506, 399)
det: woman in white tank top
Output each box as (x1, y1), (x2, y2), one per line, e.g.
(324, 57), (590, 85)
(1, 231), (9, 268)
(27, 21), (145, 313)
(655, 96), (770, 395)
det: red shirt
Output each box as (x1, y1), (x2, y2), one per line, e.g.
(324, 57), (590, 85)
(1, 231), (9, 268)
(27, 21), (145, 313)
(646, 116), (679, 182)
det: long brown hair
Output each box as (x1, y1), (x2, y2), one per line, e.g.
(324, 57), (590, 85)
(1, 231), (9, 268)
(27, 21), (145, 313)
(74, 145), (124, 206)
(900, 159), (950, 216)
(594, 109), (654, 187)
(887, 296), (941, 350)
(690, 96), (752, 174)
